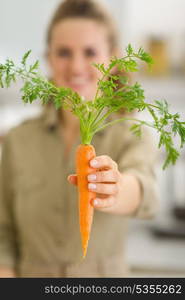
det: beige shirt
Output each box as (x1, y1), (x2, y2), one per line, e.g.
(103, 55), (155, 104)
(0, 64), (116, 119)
(0, 105), (159, 277)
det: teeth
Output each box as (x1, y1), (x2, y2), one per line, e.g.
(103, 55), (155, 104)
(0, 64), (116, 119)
(69, 78), (88, 85)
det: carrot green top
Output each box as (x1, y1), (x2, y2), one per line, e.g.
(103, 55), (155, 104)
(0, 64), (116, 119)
(0, 44), (185, 169)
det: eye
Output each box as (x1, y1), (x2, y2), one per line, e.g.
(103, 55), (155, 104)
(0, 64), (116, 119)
(56, 48), (71, 57)
(84, 48), (97, 57)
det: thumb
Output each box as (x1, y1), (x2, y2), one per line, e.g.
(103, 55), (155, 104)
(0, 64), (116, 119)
(67, 174), (78, 186)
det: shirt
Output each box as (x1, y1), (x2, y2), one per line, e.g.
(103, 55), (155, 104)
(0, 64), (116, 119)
(0, 104), (159, 277)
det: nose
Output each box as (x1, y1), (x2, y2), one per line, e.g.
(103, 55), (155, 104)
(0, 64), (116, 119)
(69, 53), (87, 74)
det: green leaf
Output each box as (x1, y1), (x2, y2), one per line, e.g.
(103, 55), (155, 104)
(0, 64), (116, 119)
(155, 100), (169, 115)
(29, 60), (39, 72)
(92, 62), (106, 74)
(21, 50), (32, 65)
(138, 47), (154, 65)
(163, 147), (179, 169)
(126, 44), (134, 56)
(0, 45), (185, 165)
(172, 119), (185, 147)
(130, 123), (142, 137)
(118, 76), (129, 85)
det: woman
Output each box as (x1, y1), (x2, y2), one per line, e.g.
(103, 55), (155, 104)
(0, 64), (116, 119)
(0, 0), (158, 277)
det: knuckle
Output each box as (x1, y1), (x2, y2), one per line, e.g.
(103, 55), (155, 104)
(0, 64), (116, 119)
(99, 171), (105, 182)
(104, 155), (110, 166)
(97, 183), (118, 195)
(106, 171), (112, 182)
(101, 184), (109, 194)
(101, 155), (110, 163)
(100, 199), (109, 208)
(113, 161), (118, 170)
(112, 170), (119, 181)
(105, 197), (114, 207)
(112, 183), (119, 194)
(100, 200), (107, 207)
(103, 170), (111, 182)
(102, 184), (109, 194)
(97, 170), (110, 182)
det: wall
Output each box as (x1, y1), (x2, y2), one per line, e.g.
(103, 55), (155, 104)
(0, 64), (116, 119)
(0, 0), (125, 65)
(124, 0), (185, 65)
(0, 0), (125, 132)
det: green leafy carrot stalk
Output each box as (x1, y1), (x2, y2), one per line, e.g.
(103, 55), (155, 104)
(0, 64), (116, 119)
(1, 44), (185, 257)
(1, 45), (184, 169)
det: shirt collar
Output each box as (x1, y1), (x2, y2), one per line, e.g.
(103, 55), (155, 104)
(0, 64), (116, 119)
(42, 103), (59, 131)
(41, 103), (105, 136)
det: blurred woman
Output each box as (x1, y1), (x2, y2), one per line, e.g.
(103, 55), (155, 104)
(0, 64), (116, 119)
(0, 0), (158, 277)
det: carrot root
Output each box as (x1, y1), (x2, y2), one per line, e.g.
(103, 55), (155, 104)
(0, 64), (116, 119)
(76, 144), (96, 258)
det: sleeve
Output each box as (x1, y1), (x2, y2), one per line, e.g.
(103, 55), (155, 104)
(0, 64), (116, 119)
(117, 126), (160, 219)
(0, 134), (19, 268)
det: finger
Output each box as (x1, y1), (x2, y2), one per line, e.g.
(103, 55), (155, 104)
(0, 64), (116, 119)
(67, 174), (78, 186)
(89, 155), (118, 170)
(92, 196), (116, 209)
(96, 193), (107, 199)
(87, 170), (119, 183)
(88, 182), (118, 195)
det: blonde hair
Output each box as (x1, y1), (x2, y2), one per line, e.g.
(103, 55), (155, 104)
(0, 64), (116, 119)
(46, 0), (119, 52)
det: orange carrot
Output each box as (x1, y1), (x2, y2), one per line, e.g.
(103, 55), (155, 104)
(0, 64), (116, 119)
(76, 144), (96, 258)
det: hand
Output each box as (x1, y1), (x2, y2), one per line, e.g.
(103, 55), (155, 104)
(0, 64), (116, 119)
(67, 155), (123, 212)
(0, 267), (16, 278)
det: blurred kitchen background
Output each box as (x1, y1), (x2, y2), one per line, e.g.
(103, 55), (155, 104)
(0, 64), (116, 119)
(0, 0), (185, 277)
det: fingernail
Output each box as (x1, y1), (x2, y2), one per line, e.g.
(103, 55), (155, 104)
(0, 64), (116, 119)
(88, 183), (96, 190)
(87, 174), (97, 181)
(93, 199), (99, 206)
(90, 159), (98, 167)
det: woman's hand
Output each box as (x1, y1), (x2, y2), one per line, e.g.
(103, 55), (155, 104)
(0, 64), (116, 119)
(0, 267), (16, 278)
(67, 155), (142, 215)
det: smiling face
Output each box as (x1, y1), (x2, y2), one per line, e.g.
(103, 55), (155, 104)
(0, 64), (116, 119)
(47, 18), (113, 100)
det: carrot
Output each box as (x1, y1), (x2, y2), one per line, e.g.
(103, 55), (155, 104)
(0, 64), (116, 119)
(76, 144), (96, 258)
